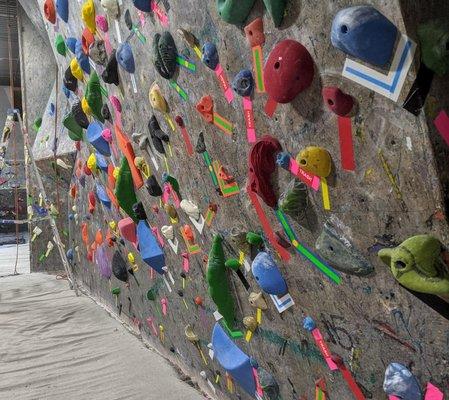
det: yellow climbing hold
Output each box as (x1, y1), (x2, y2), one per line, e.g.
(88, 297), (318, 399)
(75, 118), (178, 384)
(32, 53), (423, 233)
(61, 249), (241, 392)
(113, 166), (120, 179)
(149, 82), (168, 113)
(81, 0), (96, 34)
(296, 146), (332, 178)
(87, 153), (97, 171)
(82, 97), (93, 116)
(70, 58), (84, 81)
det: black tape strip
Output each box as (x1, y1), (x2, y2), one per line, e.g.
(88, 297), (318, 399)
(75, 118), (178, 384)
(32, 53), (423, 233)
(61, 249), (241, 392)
(402, 63), (434, 116)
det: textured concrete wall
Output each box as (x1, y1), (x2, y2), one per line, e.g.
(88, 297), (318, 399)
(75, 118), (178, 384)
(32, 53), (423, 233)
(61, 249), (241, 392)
(23, 0), (449, 398)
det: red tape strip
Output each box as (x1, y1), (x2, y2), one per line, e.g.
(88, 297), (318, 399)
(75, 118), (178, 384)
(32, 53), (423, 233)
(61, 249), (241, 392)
(337, 116), (355, 171)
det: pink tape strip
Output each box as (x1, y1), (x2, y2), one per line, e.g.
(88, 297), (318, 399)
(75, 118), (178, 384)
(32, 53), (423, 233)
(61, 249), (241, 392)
(214, 64), (234, 103)
(425, 383), (444, 400)
(435, 110), (449, 147)
(151, 226), (164, 247)
(162, 183), (170, 204)
(151, 1), (169, 27)
(161, 298), (168, 315)
(243, 97), (256, 143)
(389, 397), (401, 400)
(289, 159), (320, 191)
(252, 368), (264, 397)
(146, 318), (158, 336)
(138, 11), (146, 27)
(104, 33), (112, 56)
(182, 252), (190, 273)
(312, 328), (338, 370)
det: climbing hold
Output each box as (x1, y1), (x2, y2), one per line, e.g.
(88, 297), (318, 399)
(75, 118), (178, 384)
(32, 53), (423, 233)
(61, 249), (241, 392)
(180, 200), (200, 220)
(146, 288), (156, 300)
(264, 40), (314, 104)
(116, 42), (136, 73)
(55, 34), (66, 56)
(70, 58), (84, 81)
(56, 0), (69, 23)
(87, 152), (97, 171)
(63, 112), (83, 142)
(96, 15), (108, 33)
(102, 50), (120, 86)
(134, 202), (166, 274)
(302, 316), (317, 331)
(331, 6), (398, 67)
(262, 0), (286, 27)
(378, 235), (449, 295)
(44, 0), (56, 24)
(316, 222), (373, 276)
(243, 316), (257, 332)
(85, 72), (104, 122)
(101, 104), (112, 121)
(153, 31), (178, 79)
(244, 18), (265, 47)
(95, 152), (108, 171)
(161, 225), (174, 241)
(418, 20), (449, 76)
(258, 368), (280, 399)
(96, 183), (111, 209)
(216, 0), (255, 26)
(278, 179), (308, 219)
(212, 323), (256, 395)
(89, 40), (108, 67)
(207, 235), (235, 328)
(146, 175), (163, 197)
(194, 296), (203, 306)
(118, 217), (138, 248)
(75, 40), (90, 74)
(132, 0), (152, 12)
(248, 292), (267, 310)
(63, 67), (78, 92)
(182, 225), (194, 243)
(246, 232), (263, 246)
(196, 96), (214, 124)
(195, 132), (206, 154)
(82, 28), (95, 54)
(164, 204), (178, 220)
(101, 0), (119, 19)
(115, 157), (138, 221)
(66, 37), (77, 54)
(148, 115), (169, 155)
(251, 251), (288, 296)
(248, 135), (282, 208)
(149, 83), (169, 113)
(87, 122), (111, 156)
(112, 251), (128, 282)
(201, 42), (219, 70)
(81, 0), (97, 34)
(383, 363), (422, 400)
(82, 97), (93, 116)
(232, 69), (254, 97)
(322, 87), (354, 117)
(72, 101), (89, 129)
(296, 146), (332, 178)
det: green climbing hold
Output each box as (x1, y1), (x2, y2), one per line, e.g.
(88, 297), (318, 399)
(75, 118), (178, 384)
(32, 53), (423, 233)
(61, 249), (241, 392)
(262, 0), (287, 27)
(225, 258), (240, 271)
(111, 287), (121, 295)
(216, 0), (255, 26)
(378, 235), (449, 296)
(55, 34), (67, 56)
(32, 117), (42, 132)
(147, 288), (156, 300)
(246, 232), (263, 246)
(418, 20), (449, 76)
(115, 157), (138, 222)
(278, 179), (308, 219)
(207, 235), (235, 328)
(85, 71), (105, 122)
(63, 111), (83, 141)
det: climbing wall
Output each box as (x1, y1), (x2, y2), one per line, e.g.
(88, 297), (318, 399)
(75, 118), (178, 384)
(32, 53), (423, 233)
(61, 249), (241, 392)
(27, 0), (449, 398)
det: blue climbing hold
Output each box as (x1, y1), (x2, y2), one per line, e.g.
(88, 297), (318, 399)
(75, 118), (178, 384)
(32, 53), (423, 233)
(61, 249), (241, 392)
(331, 6), (398, 67)
(232, 69), (254, 97)
(212, 323), (256, 396)
(201, 42), (219, 70)
(66, 248), (74, 261)
(56, 0), (69, 22)
(66, 37), (77, 54)
(137, 220), (165, 274)
(87, 122), (111, 156)
(62, 85), (71, 99)
(95, 152), (108, 172)
(251, 251), (288, 296)
(383, 363), (423, 400)
(302, 316), (316, 332)
(276, 151), (291, 170)
(75, 39), (91, 74)
(132, 0), (152, 12)
(96, 183), (111, 209)
(116, 42), (136, 73)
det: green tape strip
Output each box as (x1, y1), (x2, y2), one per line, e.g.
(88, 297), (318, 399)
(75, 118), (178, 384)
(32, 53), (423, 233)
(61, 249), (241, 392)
(213, 114), (232, 133)
(275, 210), (342, 284)
(100, 85), (108, 97)
(176, 56), (196, 72)
(253, 47), (265, 92)
(317, 388), (324, 400)
(203, 152), (218, 186)
(169, 80), (188, 101)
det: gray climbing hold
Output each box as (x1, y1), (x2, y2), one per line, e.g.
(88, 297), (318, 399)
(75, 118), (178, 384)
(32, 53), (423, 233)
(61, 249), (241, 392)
(383, 363), (423, 400)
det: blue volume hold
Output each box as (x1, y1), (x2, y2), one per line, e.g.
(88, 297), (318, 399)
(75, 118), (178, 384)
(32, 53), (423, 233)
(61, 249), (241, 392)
(137, 220), (165, 274)
(87, 122), (111, 157)
(331, 6), (398, 67)
(96, 183), (111, 209)
(56, 0), (69, 23)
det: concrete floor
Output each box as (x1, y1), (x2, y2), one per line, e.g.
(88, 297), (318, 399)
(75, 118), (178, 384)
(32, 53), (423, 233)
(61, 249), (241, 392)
(0, 273), (205, 400)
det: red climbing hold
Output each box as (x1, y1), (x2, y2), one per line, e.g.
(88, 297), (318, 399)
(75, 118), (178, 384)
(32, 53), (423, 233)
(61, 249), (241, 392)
(248, 135), (282, 208)
(196, 95), (214, 124)
(322, 87), (354, 117)
(244, 18), (265, 48)
(264, 39), (314, 104)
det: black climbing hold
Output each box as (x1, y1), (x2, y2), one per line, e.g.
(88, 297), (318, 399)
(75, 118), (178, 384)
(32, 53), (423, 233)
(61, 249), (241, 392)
(148, 115), (169, 155)
(102, 49), (120, 86)
(146, 175), (163, 197)
(72, 101), (89, 129)
(112, 251), (128, 282)
(153, 31), (178, 80)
